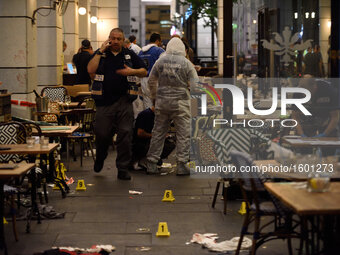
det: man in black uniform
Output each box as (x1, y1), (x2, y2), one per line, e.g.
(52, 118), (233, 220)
(72, 39), (93, 84)
(88, 28), (147, 180)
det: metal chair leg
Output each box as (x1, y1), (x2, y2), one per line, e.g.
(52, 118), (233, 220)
(212, 181), (220, 209)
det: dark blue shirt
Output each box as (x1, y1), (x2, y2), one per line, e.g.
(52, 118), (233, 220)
(134, 108), (155, 140)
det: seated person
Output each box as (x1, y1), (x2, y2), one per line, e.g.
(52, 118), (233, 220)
(292, 77), (339, 155)
(132, 106), (176, 169)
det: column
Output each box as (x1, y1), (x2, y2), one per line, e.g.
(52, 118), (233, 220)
(130, 0), (142, 45)
(63, 0), (79, 63)
(218, 0), (224, 75)
(91, 0), (99, 50)
(319, 0), (331, 76)
(79, 0), (91, 43)
(97, 0), (118, 46)
(37, 0), (63, 89)
(0, 0), (37, 119)
(119, 0), (130, 38)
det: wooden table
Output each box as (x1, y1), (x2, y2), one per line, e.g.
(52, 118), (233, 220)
(0, 144), (60, 227)
(265, 182), (340, 215)
(60, 102), (85, 109)
(34, 125), (79, 169)
(0, 163), (35, 255)
(35, 125), (79, 137)
(265, 182), (340, 254)
(282, 137), (340, 148)
(0, 143), (59, 155)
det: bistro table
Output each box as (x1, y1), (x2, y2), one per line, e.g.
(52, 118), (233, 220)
(0, 162), (36, 255)
(282, 136), (340, 148)
(0, 144), (59, 228)
(265, 182), (340, 254)
(33, 125), (79, 165)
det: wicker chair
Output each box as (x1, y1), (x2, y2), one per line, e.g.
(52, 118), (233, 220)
(230, 151), (301, 255)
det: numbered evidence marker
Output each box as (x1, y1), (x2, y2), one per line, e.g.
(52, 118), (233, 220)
(3, 217), (8, 224)
(238, 202), (247, 215)
(162, 190), (175, 202)
(156, 222), (170, 237)
(76, 179), (87, 191)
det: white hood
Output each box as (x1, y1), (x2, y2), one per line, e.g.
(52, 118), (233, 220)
(166, 37), (185, 56)
(141, 43), (158, 52)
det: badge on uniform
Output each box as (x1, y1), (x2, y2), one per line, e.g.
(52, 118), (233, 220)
(94, 74), (104, 81)
(127, 76), (138, 83)
(125, 54), (131, 60)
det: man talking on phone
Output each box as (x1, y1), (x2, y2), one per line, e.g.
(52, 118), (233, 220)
(88, 28), (147, 180)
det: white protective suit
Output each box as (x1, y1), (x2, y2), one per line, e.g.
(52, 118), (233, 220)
(146, 37), (198, 163)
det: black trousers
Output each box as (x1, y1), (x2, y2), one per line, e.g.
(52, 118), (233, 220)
(132, 137), (176, 162)
(95, 96), (134, 171)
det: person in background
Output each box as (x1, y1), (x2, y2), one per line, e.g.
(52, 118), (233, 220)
(181, 38), (201, 72)
(146, 37), (198, 175)
(138, 33), (165, 109)
(303, 47), (315, 76)
(292, 77), (339, 155)
(181, 37), (194, 63)
(87, 28), (147, 180)
(313, 45), (324, 77)
(128, 35), (141, 55)
(72, 39), (93, 85)
(62, 41), (67, 72)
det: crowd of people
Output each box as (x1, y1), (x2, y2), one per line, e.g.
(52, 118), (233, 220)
(72, 28), (198, 180)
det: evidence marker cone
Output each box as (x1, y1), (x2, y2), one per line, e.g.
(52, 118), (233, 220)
(76, 179), (86, 191)
(238, 202), (247, 215)
(162, 190), (175, 202)
(3, 217), (8, 224)
(156, 222), (170, 237)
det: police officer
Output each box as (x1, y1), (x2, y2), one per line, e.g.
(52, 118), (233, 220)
(88, 28), (147, 180)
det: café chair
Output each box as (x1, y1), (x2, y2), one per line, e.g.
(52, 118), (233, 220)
(191, 116), (230, 214)
(41, 86), (67, 103)
(0, 121), (27, 163)
(230, 151), (301, 255)
(41, 102), (61, 124)
(67, 97), (96, 166)
(0, 122), (27, 240)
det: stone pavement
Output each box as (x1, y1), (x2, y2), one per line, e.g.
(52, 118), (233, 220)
(4, 149), (294, 255)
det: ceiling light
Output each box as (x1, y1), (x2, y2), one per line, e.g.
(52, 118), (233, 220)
(305, 12), (309, 19)
(328, 20), (331, 28)
(294, 12), (298, 19)
(90, 16), (98, 24)
(78, 7), (86, 15)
